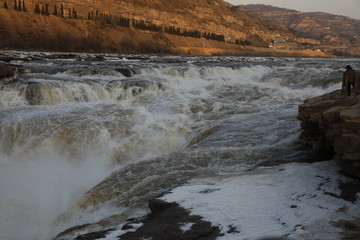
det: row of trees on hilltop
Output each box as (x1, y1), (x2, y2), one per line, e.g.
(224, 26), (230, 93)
(95, 13), (227, 42)
(35, 3), (78, 18)
(2, 0), (26, 11)
(14, 0), (25, 11)
(95, 13), (265, 46)
(1, 0), (260, 46)
(34, 3), (49, 15)
(2, 1), (78, 18)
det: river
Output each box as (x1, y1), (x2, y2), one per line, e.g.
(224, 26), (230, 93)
(0, 52), (359, 240)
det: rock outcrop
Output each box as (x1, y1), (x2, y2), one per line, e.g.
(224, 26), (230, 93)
(0, 62), (17, 83)
(297, 90), (360, 177)
(55, 199), (222, 240)
(119, 199), (222, 240)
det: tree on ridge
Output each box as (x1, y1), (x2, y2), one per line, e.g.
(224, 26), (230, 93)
(22, 0), (26, 12)
(53, 5), (58, 16)
(45, 3), (49, 16)
(34, 3), (40, 14)
(17, 0), (21, 11)
(60, 3), (64, 17)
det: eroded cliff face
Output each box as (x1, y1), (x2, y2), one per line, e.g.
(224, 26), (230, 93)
(298, 90), (360, 177)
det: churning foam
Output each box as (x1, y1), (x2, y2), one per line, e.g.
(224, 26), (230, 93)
(1, 55), (358, 240)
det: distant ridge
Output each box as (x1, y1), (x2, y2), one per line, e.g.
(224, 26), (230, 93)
(241, 4), (360, 56)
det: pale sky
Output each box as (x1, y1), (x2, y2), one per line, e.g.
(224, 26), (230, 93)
(225, 0), (360, 19)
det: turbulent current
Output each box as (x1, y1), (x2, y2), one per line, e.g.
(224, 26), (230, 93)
(0, 52), (359, 240)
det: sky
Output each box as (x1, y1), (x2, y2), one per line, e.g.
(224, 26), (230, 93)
(225, 0), (360, 19)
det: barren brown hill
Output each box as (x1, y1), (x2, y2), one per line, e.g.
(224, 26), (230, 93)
(2, 0), (274, 43)
(241, 4), (360, 57)
(0, 0), (332, 56)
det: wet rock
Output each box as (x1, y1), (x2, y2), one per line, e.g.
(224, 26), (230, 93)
(256, 238), (286, 240)
(339, 179), (360, 203)
(108, 78), (162, 97)
(119, 199), (223, 240)
(55, 199), (222, 240)
(0, 62), (17, 83)
(109, 79), (156, 89)
(331, 219), (360, 240)
(54, 224), (93, 240)
(48, 53), (77, 60)
(25, 82), (46, 105)
(73, 228), (116, 240)
(148, 198), (175, 214)
(297, 89), (360, 177)
(116, 68), (136, 77)
(76, 55), (105, 62)
(187, 125), (221, 147)
(227, 225), (240, 233)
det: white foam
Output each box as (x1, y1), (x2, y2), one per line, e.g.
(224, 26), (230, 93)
(180, 222), (195, 233)
(162, 161), (360, 240)
(0, 89), (28, 109)
(111, 105), (192, 164)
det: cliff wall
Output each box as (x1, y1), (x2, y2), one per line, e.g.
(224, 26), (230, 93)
(298, 90), (360, 177)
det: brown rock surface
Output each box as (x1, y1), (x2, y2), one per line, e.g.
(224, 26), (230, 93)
(297, 90), (360, 177)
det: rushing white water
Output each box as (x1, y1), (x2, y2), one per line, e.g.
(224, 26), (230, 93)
(0, 52), (360, 240)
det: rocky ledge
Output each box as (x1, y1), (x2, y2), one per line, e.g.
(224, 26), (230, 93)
(0, 62), (18, 83)
(55, 199), (222, 240)
(297, 90), (360, 177)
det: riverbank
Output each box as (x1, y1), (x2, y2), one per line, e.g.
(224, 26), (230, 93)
(54, 161), (360, 240)
(297, 90), (360, 178)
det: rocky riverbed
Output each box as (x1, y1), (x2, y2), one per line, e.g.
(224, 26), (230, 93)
(54, 161), (360, 240)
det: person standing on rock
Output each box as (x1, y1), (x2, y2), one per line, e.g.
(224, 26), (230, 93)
(342, 65), (356, 96)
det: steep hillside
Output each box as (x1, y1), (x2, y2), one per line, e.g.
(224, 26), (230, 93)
(0, 0), (332, 56)
(0, 0), (285, 46)
(241, 4), (360, 56)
